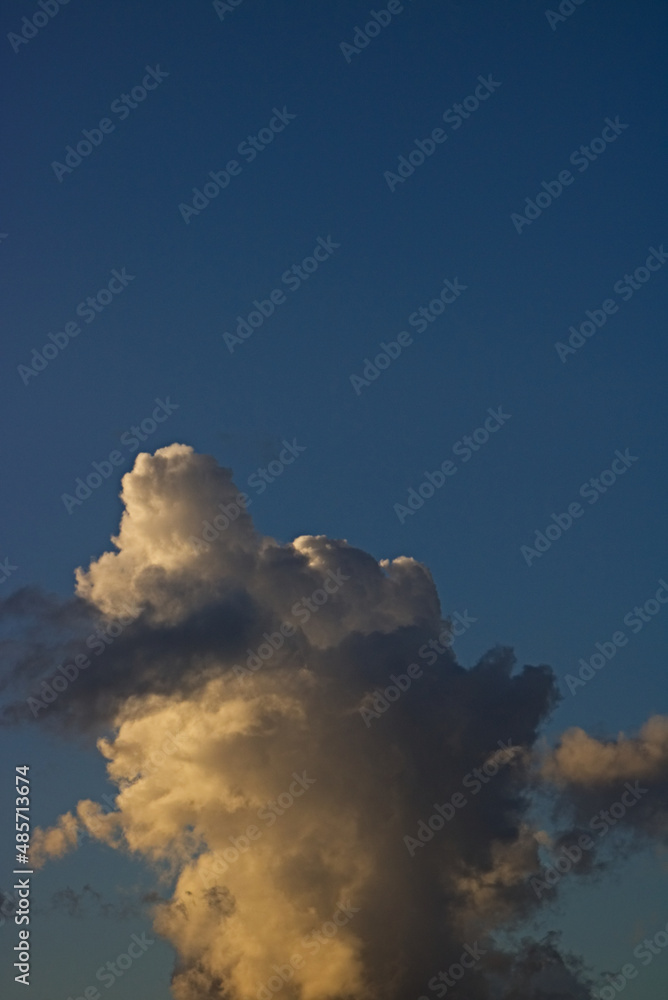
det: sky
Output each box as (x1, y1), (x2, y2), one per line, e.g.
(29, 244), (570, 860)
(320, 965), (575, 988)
(1, 0), (667, 998)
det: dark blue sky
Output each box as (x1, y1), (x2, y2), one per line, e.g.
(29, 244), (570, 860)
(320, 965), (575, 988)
(1, 1), (667, 997)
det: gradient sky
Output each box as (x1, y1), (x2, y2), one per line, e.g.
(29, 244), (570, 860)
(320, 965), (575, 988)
(1, 1), (667, 998)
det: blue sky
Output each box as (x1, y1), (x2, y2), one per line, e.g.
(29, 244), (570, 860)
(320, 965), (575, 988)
(1, 1), (667, 998)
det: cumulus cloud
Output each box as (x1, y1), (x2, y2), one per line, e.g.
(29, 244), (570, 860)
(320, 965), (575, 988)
(543, 715), (668, 787)
(540, 715), (668, 845)
(5, 444), (663, 999)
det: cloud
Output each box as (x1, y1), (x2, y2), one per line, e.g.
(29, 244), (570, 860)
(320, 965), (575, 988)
(45, 883), (162, 920)
(30, 810), (80, 863)
(543, 715), (668, 787)
(540, 714), (668, 844)
(7, 444), (662, 999)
